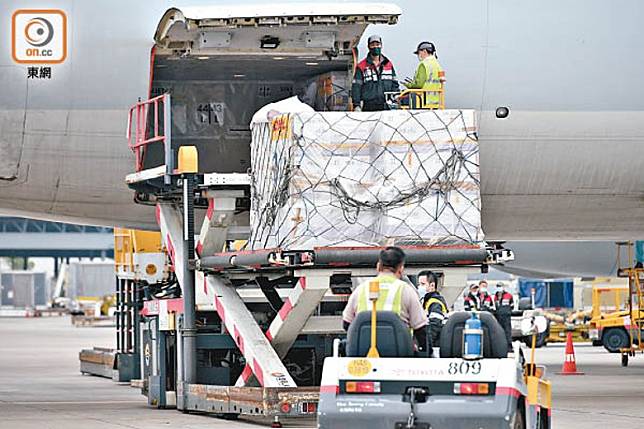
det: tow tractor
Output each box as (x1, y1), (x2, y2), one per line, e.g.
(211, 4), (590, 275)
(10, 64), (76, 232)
(319, 284), (552, 429)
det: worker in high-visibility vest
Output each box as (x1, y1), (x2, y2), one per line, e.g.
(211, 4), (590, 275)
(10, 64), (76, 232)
(342, 247), (430, 353)
(418, 270), (448, 346)
(403, 41), (445, 108)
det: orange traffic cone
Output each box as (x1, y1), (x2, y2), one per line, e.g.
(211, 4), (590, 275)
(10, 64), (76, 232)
(557, 332), (584, 375)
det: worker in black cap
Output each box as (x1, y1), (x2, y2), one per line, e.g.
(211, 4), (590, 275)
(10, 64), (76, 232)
(404, 41), (445, 108)
(351, 35), (399, 112)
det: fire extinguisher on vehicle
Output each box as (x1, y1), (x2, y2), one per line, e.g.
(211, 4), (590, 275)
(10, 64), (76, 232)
(463, 312), (483, 360)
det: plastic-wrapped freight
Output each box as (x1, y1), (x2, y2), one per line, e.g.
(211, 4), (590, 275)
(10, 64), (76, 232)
(249, 109), (483, 250)
(298, 71), (350, 111)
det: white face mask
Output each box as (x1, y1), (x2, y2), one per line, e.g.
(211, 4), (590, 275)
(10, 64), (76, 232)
(418, 286), (427, 296)
(480, 288), (488, 294)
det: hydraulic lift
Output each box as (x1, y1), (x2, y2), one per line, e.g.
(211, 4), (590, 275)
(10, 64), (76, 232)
(121, 93), (514, 424)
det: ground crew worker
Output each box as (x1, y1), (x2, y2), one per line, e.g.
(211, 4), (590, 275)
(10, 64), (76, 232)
(494, 283), (515, 347)
(342, 247), (430, 354)
(351, 35), (399, 111)
(419, 270), (448, 346)
(478, 280), (496, 312)
(403, 41), (445, 108)
(463, 283), (480, 311)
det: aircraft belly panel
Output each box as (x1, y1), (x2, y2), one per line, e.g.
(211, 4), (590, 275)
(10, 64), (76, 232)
(0, 108), (156, 229)
(479, 110), (644, 239)
(0, 66), (28, 180)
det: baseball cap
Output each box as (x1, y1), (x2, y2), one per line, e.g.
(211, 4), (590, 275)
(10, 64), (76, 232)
(414, 41), (435, 54)
(368, 35), (382, 44)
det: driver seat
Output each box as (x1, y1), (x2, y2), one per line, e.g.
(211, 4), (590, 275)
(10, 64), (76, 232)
(346, 311), (414, 358)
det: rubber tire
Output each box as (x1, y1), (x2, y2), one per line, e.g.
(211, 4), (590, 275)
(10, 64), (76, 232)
(511, 403), (526, 429)
(602, 328), (630, 353)
(219, 413), (240, 420)
(535, 330), (549, 348)
(523, 331), (548, 348)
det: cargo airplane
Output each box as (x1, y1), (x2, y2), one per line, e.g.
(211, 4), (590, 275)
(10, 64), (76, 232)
(0, 1), (642, 277)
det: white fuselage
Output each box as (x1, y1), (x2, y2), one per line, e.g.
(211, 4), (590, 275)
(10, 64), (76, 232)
(0, 0), (642, 239)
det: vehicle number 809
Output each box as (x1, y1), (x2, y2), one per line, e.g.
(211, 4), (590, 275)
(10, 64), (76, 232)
(448, 361), (482, 375)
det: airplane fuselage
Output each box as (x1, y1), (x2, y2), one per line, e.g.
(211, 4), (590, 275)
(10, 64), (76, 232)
(0, 0), (642, 239)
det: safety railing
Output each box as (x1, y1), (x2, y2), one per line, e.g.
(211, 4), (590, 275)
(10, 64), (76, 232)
(399, 87), (445, 110)
(615, 242), (644, 352)
(126, 93), (173, 175)
(384, 86), (445, 110)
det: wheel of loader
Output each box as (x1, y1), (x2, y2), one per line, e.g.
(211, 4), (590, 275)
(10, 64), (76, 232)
(511, 403), (525, 429)
(602, 328), (629, 353)
(535, 330), (549, 348)
(621, 353), (629, 367)
(523, 330), (548, 348)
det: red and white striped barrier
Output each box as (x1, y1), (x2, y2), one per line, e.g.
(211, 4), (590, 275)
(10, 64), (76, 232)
(201, 271), (297, 388)
(236, 274), (329, 386)
(195, 197), (237, 258)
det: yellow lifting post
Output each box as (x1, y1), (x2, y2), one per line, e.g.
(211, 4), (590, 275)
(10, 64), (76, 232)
(367, 280), (381, 358)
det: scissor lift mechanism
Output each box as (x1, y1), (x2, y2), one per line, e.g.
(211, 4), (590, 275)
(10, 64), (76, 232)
(125, 94), (514, 421)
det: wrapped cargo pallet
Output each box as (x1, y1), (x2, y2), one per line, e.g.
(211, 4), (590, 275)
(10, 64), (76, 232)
(249, 109), (483, 250)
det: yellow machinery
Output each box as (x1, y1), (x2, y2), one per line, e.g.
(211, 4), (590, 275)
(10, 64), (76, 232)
(114, 227), (163, 277)
(79, 228), (166, 379)
(588, 242), (644, 366)
(549, 282), (628, 343)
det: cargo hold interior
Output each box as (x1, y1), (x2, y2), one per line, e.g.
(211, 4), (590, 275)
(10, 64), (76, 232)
(145, 55), (351, 173)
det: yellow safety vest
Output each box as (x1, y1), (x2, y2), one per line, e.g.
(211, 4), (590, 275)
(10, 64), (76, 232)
(417, 56), (444, 106)
(356, 274), (405, 315)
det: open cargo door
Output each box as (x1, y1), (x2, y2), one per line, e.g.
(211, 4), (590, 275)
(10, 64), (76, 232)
(154, 4), (400, 57)
(145, 4), (401, 173)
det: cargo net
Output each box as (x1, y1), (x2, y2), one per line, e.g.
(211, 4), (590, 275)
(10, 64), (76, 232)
(249, 110), (483, 250)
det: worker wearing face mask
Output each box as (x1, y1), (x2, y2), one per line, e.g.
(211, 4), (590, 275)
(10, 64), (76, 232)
(351, 35), (399, 112)
(494, 283), (515, 347)
(418, 270), (448, 346)
(478, 280), (496, 313)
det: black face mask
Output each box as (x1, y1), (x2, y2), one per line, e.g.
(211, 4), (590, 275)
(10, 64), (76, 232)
(369, 47), (382, 57)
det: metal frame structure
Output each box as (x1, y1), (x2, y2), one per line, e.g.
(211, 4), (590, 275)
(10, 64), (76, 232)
(121, 93), (514, 423)
(616, 242), (644, 366)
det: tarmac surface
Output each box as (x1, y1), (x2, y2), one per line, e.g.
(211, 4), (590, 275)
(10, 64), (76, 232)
(1, 316), (644, 429)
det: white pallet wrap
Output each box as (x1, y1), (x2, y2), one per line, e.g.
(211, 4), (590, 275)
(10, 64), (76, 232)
(249, 110), (483, 250)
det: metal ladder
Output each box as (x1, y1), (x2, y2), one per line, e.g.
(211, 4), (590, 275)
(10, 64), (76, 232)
(616, 241), (644, 366)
